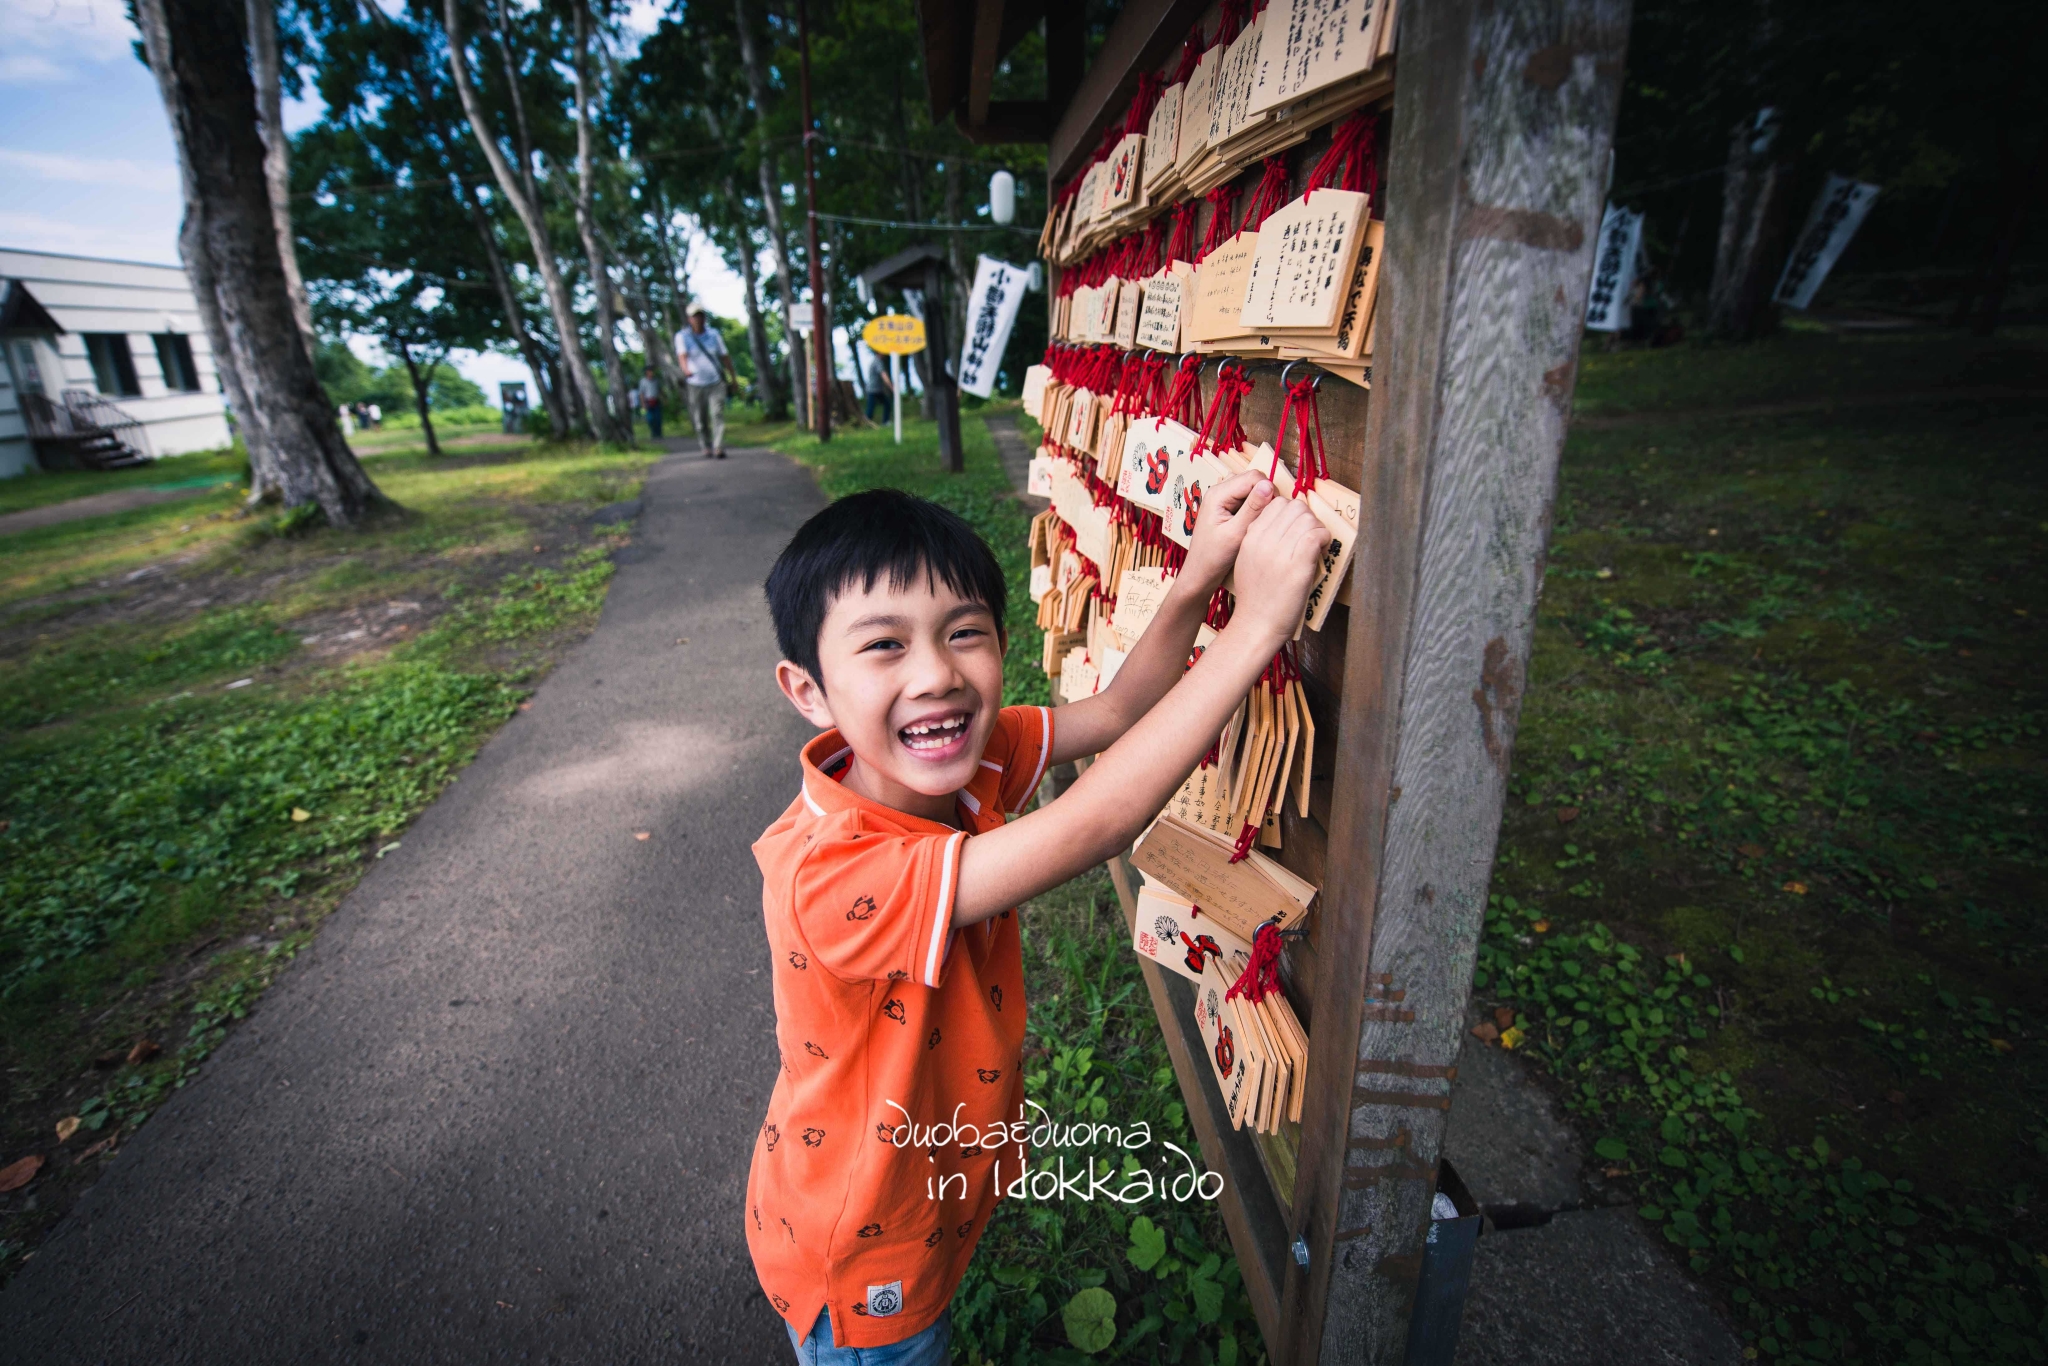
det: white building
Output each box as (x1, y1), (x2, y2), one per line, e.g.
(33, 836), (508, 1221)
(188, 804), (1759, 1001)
(0, 247), (232, 479)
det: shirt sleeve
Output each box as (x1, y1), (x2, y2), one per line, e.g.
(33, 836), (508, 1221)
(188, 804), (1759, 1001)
(991, 705), (1056, 815)
(792, 822), (966, 988)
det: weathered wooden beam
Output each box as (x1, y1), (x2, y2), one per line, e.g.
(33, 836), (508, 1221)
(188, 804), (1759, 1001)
(967, 0), (1003, 129)
(1286, 0), (1631, 1362)
(1048, 0), (1213, 183)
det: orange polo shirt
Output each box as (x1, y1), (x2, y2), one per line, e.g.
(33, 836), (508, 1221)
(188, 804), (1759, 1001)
(746, 705), (1054, 1347)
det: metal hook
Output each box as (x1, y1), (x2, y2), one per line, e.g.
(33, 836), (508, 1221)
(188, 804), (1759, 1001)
(1279, 359), (1305, 390)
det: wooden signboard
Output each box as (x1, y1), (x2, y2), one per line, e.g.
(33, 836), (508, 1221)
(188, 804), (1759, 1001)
(1008, 0), (1629, 1360)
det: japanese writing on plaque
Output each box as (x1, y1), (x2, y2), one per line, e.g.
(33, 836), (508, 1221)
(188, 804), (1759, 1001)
(1583, 204), (1643, 332)
(1239, 189), (1367, 330)
(1249, 0), (1378, 118)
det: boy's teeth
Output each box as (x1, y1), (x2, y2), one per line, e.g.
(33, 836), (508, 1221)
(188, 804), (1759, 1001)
(902, 716), (966, 748)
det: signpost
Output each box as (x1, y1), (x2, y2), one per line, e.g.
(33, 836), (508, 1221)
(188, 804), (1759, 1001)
(862, 313), (926, 445)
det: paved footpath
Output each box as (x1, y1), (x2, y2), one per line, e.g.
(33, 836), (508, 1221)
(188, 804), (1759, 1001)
(0, 445), (822, 1364)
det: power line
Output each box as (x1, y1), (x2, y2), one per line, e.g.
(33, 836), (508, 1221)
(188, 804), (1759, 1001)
(813, 212), (1037, 234)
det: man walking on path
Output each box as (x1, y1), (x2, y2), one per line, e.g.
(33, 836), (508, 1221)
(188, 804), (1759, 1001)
(678, 303), (738, 459)
(637, 365), (664, 439)
(863, 349), (891, 424)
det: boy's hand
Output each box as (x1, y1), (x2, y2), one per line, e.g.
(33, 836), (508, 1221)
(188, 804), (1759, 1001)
(1228, 495), (1331, 644)
(1180, 470), (1278, 596)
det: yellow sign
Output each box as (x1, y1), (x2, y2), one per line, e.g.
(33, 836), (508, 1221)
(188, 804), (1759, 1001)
(862, 314), (926, 355)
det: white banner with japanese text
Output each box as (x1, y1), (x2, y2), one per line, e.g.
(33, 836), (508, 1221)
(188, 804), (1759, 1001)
(957, 255), (1030, 399)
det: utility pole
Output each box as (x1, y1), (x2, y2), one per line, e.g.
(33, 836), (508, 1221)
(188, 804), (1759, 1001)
(798, 0), (831, 442)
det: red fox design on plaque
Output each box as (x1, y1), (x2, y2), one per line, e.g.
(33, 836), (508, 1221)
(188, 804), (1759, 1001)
(1144, 447), (1171, 494)
(1182, 482), (1202, 537)
(1181, 931), (1222, 974)
(1214, 1024), (1235, 1075)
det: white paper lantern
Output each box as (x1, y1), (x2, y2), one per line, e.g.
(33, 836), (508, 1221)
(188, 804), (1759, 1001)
(989, 170), (1016, 226)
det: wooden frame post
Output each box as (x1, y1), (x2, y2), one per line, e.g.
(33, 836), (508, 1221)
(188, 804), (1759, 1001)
(1289, 0), (1631, 1361)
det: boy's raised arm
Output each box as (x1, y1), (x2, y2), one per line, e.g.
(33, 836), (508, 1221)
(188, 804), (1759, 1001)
(1044, 470), (1274, 766)
(951, 492), (1330, 926)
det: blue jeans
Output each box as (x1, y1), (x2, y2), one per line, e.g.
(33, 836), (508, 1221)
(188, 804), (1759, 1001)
(643, 403), (663, 439)
(786, 1307), (950, 1365)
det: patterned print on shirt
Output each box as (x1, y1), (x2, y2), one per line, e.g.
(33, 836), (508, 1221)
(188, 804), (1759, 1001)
(788, 951), (808, 970)
(805, 1041), (829, 1058)
(927, 1027), (942, 1049)
(977, 1068), (1002, 1084)
(883, 998), (906, 1023)
(991, 984), (1004, 1010)
(857, 1223), (883, 1237)
(802, 1127), (826, 1147)
(772, 1293), (791, 1312)
(763, 1123), (781, 1152)
(848, 894), (878, 921)
(924, 1228), (945, 1248)
(957, 1221), (973, 1238)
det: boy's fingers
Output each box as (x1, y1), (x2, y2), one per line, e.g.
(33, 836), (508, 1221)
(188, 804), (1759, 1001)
(1210, 470), (1265, 515)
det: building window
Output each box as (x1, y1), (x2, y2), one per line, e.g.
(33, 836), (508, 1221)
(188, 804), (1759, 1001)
(153, 333), (201, 392)
(84, 333), (141, 397)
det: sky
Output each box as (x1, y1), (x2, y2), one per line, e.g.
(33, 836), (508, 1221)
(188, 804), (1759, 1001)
(0, 0), (756, 402)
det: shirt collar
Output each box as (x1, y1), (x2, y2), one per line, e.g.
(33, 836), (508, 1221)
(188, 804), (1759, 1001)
(799, 729), (970, 834)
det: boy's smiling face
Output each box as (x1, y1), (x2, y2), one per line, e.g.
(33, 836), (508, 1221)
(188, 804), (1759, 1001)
(775, 570), (1006, 824)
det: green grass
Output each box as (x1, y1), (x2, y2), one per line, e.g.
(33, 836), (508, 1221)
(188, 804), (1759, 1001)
(0, 427), (657, 1277)
(1478, 329), (2048, 1364)
(0, 446), (246, 517)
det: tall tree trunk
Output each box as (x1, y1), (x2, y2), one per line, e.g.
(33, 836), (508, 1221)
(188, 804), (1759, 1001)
(458, 174), (566, 438)
(1969, 134), (2045, 336)
(246, 0), (314, 354)
(734, 0), (806, 427)
(697, 72), (784, 418)
(890, 66), (933, 416)
(572, 0), (630, 442)
(1707, 111), (1795, 340)
(137, 0), (389, 526)
(942, 157), (968, 365)
(442, 0), (609, 438)
(722, 185), (779, 415)
(395, 338), (443, 456)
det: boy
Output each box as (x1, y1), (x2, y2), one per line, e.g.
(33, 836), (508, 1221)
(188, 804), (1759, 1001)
(751, 475), (1328, 1362)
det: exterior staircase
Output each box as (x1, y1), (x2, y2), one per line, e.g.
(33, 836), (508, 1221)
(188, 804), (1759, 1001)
(20, 390), (152, 470)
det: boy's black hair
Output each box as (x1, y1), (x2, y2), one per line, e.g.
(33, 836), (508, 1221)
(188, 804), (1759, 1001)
(765, 488), (1008, 684)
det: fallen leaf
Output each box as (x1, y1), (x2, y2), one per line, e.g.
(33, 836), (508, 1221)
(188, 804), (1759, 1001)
(375, 842), (402, 859)
(290, 807), (312, 822)
(1603, 1165), (1628, 1178)
(1499, 1026), (1525, 1050)
(76, 1137), (116, 1164)
(1555, 807), (1580, 825)
(0, 1155), (43, 1192)
(1885, 1091), (1907, 1106)
(1470, 1022), (1499, 1043)
(1595, 567), (1613, 580)
(226, 677), (254, 690)
(1990, 1038), (2014, 1053)
(55, 1116), (80, 1143)
(1531, 919), (1551, 933)
(634, 832), (651, 841)
(1737, 843), (1764, 860)
(675, 637), (690, 645)
(92, 1049), (125, 1070)
(533, 545), (545, 552)
(127, 1038), (161, 1065)
(518, 702), (533, 712)
(1493, 1006), (1516, 1030)
(1782, 881), (1808, 895)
